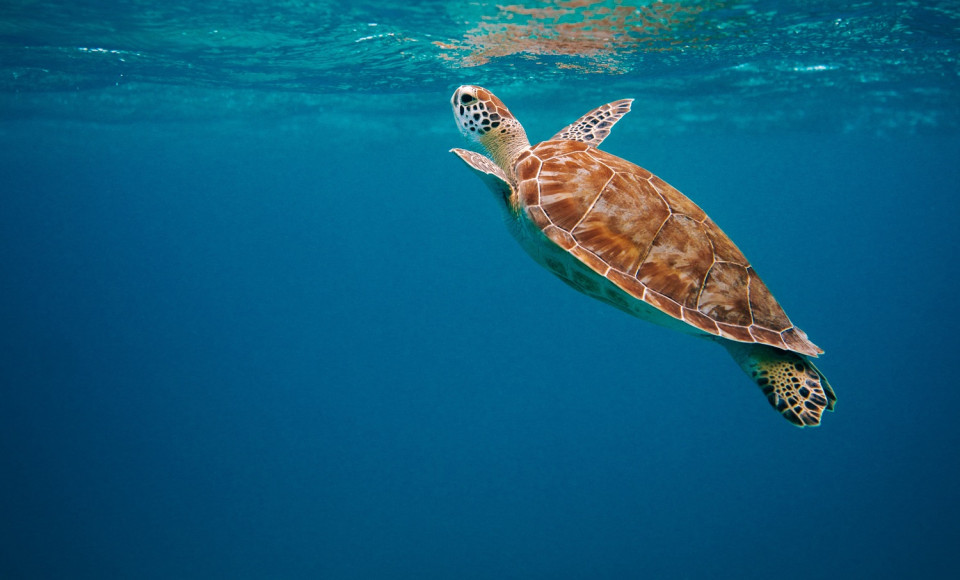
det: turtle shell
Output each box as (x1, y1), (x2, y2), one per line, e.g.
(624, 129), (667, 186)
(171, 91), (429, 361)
(513, 139), (821, 357)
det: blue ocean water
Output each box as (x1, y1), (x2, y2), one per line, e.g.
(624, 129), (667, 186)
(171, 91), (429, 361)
(1, 1), (959, 578)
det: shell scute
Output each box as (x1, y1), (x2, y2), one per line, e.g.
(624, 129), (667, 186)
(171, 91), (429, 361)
(746, 268), (791, 332)
(515, 148), (534, 167)
(538, 155), (612, 230)
(716, 321), (756, 343)
(571, 171), (670, 274)
(636, 214), (713, 309)
(644, 290), (683, 320)
(705, 221), (749, 263)
(682, 307), (720, 335)
(606, 269), (646, 300)
(543, 224), (577, 251)
(515, 155), (543, 206)
(749, 326), (788, 350)
(538, 140), (590, 159)
(570, 245), (611, 276)
(650, 175), (706, 221)
(699, 262), (752, 326)
(525, 205), (551, 229)
(782, 327), (822, 356)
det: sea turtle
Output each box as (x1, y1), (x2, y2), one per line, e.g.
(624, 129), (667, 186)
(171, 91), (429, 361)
(450, 85), (836, 427)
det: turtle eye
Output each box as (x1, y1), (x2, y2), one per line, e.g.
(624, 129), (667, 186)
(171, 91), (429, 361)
(460, 94), (475, 104)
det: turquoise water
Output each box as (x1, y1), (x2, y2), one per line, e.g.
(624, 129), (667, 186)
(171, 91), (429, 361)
(2, 1), (959, 578)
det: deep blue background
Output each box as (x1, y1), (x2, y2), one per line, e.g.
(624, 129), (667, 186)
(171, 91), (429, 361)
(1, 93), (959, 577)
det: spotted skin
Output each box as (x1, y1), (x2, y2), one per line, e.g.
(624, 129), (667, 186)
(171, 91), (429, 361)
(726, 342), (837, 426)
(450, 85), (836, 427)
(552, 99), (634, 147)
(453, 87), (507, 137)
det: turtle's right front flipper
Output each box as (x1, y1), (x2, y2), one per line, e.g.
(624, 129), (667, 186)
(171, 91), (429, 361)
(724, 342), (837, 427)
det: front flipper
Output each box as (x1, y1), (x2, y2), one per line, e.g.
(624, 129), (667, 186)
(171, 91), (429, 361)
(450, 148), (514, 204)
(724, 342), (837, 427)
(551, 99), (633, 148)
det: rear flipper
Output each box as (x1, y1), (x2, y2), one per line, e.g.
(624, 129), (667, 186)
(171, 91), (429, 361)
(724, 342), (837, 427)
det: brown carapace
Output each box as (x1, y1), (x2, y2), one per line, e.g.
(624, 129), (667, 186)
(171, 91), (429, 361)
(451, 85), (836, 427)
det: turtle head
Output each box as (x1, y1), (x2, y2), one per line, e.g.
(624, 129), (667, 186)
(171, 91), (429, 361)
(452, 85), (530, 179)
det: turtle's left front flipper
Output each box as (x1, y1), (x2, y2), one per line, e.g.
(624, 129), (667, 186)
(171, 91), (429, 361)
(724, 342), (837, 427)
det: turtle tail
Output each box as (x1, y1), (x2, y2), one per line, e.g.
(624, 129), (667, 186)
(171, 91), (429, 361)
(723, 342), (837, 427)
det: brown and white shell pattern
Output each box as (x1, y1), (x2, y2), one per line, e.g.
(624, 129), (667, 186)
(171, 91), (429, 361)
(513, 140), (822, 357)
